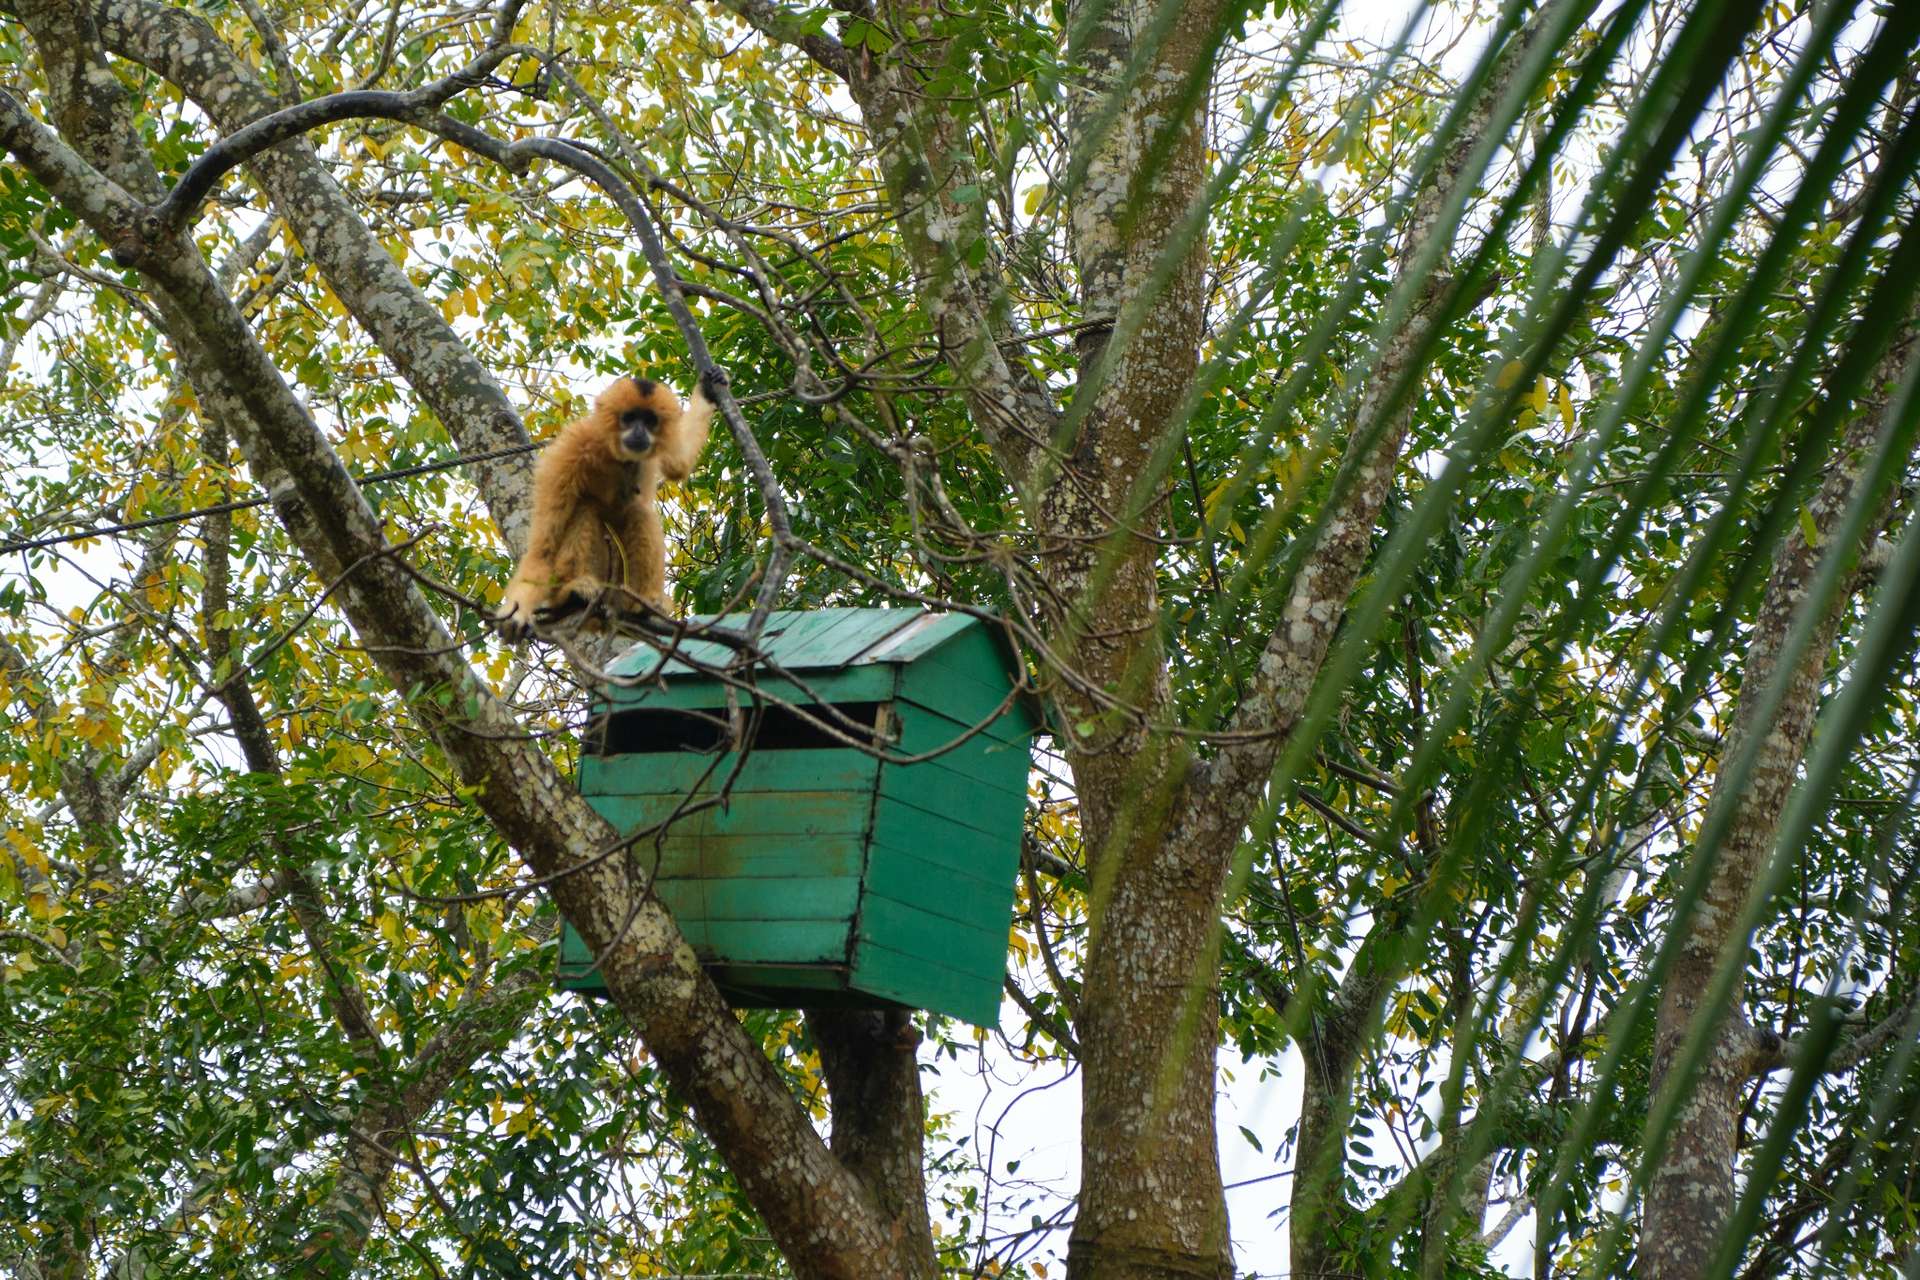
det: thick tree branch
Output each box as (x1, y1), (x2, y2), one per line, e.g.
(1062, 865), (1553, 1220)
(92, 0), (537, 554)
(1, 47), (895, 1280)
(1749, 980), (1920, 1079)
(150, 45), (527, 230)
(808, 1009), (940, 1278)
(1817, 981), (1920, 1076)
(1181, 0), (1567, 848)
(710, 0), (851, 78)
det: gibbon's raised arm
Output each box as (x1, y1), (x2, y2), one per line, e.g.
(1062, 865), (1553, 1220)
(655, 370), (720, 483)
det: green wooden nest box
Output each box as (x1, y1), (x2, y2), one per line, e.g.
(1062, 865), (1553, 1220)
(558, 608), (1037, 1026)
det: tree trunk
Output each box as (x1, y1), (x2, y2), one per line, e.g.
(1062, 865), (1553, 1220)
(1641, 320), (1918, 1280)
(1043, 2), (1234, 1274)
(812, 1010), (940, 1278)
(834, 0), (1237, 1271)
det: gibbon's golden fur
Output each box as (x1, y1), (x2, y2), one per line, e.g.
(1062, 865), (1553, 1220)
(496, 370), (718, 640)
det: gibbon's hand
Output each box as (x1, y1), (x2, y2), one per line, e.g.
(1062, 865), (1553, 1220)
(699, 366), (729, 401)
(494, 589), (539, 643)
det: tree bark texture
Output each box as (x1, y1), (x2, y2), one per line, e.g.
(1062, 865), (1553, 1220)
(1642, 321), (1919, 1280)
(1050, 5), (1237, 1277)
(0, 5), (908, 1274)
(87, 0), (538, 555)
(811, 1010), (942, 1278)
(825, 0), (1240, 1271)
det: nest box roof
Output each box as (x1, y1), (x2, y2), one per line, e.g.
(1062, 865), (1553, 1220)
(606, 607), (1020, 682)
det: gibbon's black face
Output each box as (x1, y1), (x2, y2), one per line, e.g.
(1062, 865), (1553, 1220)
(619, 374), (662, 454)
(597, 373), (676, 459)
(618, 405), (658, 455)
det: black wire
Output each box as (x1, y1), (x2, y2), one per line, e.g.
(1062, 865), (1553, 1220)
(0, 438), (544, 557)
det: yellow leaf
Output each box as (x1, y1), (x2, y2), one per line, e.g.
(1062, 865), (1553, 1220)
(1495, 359), (1526, 389)
(1798, 506), (1820, 548)
(6, 829), (47, 876)
(1530, 377), (1549, 414)
(1557, 383), (1575, 429)
(1201, 476), (1232, 520)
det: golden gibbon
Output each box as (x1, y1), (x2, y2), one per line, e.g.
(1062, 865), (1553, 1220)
(496, 370), (718, 639)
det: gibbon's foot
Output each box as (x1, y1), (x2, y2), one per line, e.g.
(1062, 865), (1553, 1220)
(496, 600), (581, 643)
(698, 366), (729, 401)
(580, 585), (676, 633)
(534, 585), (599, 628)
